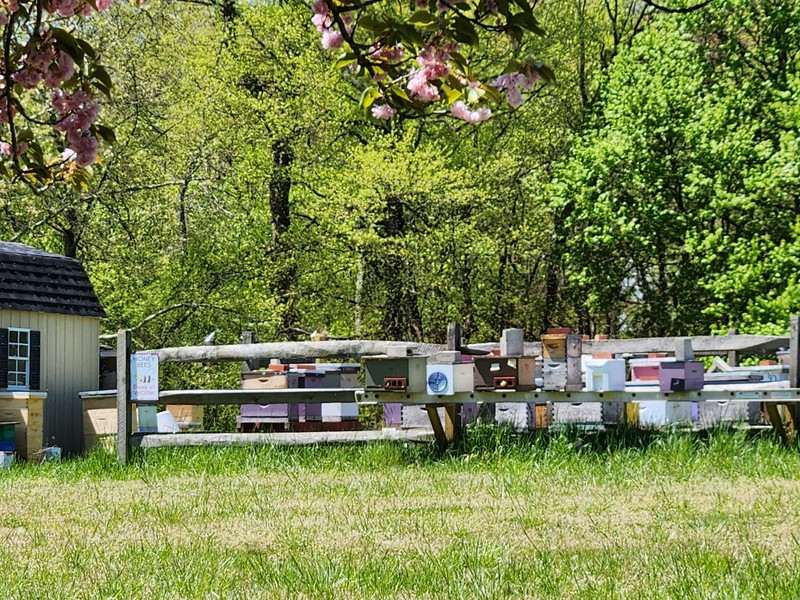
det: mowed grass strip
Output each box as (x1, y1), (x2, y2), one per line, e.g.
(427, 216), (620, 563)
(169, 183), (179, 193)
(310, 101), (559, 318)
(2, 427), (800, 598)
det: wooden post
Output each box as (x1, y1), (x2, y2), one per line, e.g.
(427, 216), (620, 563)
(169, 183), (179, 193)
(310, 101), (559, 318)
(444, 403), (459, 443)
(241, 330), (255, 373)
(727, 328), (739, 367)
(566, 335), (582, 392)
(116, 329), (132, 464)
(675, 338), (694, 361)
(787, 316), (800, 435)
(445, 323), (464, 435)
(446, 322), (462, 352)
(425, 404), (448, 450)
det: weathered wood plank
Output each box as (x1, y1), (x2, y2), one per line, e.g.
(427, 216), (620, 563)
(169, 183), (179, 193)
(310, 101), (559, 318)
(148, 334), (788, 365)
(116, 329), (131, 464)
(583, 335), (788, 356)
(132, 429), (434, 448)
(153, 340), (446, 363)
(157, 388), (359, 406)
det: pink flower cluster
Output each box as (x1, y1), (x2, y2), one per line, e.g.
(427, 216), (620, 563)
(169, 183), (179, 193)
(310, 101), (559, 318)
(369, 43), (404, 64)
(12, 40), (75, 90)
(52, 90), (100, 167)
(371, 103), (396, 120)
(311, 0), (348, 50)
(46, 0), (112, 17)
(0, 0), (18, 24)
(13, 39), (75, 91)
(491, 69), (540, 108)
(0, 141), (26, 156)
(407, 43), (456, 102)
(451, 100), (491, 123)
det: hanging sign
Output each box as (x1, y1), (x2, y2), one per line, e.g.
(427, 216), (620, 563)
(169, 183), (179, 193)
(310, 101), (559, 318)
(130, 353), (159, 402)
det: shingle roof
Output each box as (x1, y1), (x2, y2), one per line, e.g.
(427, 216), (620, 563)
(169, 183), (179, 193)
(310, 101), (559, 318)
(0, 242), (105, 318)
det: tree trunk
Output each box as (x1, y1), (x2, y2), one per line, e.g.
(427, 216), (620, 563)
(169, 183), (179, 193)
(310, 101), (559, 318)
(269, 138), (298, 337)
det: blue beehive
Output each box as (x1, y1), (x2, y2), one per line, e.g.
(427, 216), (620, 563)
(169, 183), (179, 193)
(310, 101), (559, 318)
(0, 422), (17, 453)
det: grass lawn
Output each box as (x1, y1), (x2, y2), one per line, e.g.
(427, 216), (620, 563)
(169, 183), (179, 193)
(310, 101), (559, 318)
(2, 426), (800, 598)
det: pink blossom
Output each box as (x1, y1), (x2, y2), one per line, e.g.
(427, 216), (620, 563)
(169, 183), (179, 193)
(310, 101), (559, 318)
(407, 70), (440, 102)
(520, 70), (540, 90)
(421, 63), (449, 80)
(13, 67), (42, 90)
(44, 52), (74, 88)
(371, 104), (396, 120)
(415, 0), (427, 6)
(0, 141), (27, 156)
(95, 0), (113, 10)
(61, 147), (76, 162)
(506, 86), (523, 108)
(417, 45), (450, 67)
(72, 135), (98, 167)
(483, 0), (498, 12)
(26, 44), (56, 71)
(321, 29), (343, 50)
(370, 43), (404, 64)
(311, 12), (331, 31)
(436, 0), (449, 11)
(451, 100), (491, 124)
(51, 90), (72, 114)
(311, 0), (327, 14)
(47, 0), (79, 17)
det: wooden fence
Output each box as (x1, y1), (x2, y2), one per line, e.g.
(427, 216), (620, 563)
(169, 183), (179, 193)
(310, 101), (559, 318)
(115, 318), (800, 463)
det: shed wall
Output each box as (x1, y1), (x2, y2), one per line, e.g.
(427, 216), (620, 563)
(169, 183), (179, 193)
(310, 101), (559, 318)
(0, 310), (99, 454)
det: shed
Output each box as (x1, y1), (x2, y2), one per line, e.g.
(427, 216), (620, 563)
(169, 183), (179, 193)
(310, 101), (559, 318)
(0, 242), (105, 454)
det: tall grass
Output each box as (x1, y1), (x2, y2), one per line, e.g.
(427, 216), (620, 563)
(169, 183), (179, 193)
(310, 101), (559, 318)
(2, 427), (800, 598)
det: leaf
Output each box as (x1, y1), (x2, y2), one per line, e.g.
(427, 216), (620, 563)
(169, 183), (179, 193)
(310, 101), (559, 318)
(508, 11), (545, 36)
(441, 84), (461, 104)
(535, 62), (556, 83)
(409, 10), (436, 26)
(334, 53), (357, 69)
(94, 124), (116, 145)
(51, 29), (84, 65)
(77, 38), (98, 60)
(16, 128), (33, 142)
(451, 17), (479, 47)
(389, 85), (410, 102)
(359, 86), (380, 110)
(357, 16), (387, 34)
(91, 66), (113, 91)
(503, 59), (521, 74)
(449, 51), (469, 73)
(92, 79), (112, 99)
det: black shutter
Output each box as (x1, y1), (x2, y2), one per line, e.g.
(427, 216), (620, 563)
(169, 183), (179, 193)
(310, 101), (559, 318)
(0, 328), (7, 389)
(28, 330), (41, 390)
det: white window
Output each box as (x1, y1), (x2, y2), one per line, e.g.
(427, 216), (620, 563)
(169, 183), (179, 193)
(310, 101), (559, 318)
(7, 328), (30, 390)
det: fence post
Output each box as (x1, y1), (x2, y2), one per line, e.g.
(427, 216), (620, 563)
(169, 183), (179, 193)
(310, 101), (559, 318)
(117, 329), (132, 464)
(727, 328), (739, 366)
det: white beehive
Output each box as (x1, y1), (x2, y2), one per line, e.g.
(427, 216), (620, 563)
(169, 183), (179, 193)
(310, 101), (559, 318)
(426, 364), (474, 396)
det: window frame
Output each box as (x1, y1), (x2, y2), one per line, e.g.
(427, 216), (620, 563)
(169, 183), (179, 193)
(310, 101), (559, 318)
(7, 327), (30, 391)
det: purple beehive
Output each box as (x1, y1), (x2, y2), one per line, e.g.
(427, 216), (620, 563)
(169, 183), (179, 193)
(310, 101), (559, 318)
(383, 403), (402, 426)
(659, 361), (704, 392)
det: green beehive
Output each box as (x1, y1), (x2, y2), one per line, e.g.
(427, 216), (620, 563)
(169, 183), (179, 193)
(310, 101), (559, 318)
(363, 357), (428, 393)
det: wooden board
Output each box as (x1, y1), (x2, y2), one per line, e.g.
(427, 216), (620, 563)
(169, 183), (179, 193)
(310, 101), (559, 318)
(0, 393), (46, 459)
